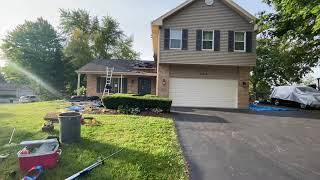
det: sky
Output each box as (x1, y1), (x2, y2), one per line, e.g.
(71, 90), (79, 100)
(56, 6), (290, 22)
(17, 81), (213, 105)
(0, 0), (319, 79)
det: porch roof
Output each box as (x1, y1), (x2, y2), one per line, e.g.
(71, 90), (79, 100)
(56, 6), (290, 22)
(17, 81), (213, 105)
(76, 59), (156, 76)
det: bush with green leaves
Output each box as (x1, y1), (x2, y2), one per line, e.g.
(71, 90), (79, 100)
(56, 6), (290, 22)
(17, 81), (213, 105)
(74, 86), (86, 96)
(102, 94), (172, 113)
(117, 105), (141, 115)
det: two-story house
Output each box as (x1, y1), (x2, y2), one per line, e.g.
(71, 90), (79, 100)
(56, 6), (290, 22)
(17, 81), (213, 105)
(152, 0), (256, 108)
(77, 0), (256, 109)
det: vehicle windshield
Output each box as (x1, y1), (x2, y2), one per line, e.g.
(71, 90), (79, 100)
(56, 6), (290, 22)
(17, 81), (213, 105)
(297, 87), (319, 93)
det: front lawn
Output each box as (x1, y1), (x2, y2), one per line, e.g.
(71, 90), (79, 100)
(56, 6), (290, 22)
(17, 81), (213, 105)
(0, 101), (187, 179)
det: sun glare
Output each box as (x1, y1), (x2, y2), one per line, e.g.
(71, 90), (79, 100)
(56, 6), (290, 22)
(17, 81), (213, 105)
(8, 62), (62, 97)
(0, 60), (5, 67)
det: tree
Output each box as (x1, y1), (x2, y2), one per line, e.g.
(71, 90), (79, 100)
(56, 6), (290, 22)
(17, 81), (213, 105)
(60, 9), (140, 94)
(60, 9), (139, 64)
(259, 0), (320, 38)
(251, 37), (318, 99)
(0, 72), (5, 83)
(91, 15), (123, 59)
(257, 0), (320, 71)
(113, 36), (140, 60)
(251, 0), (320, 99)
(64, 29), (93, 68)
(1, 18), (64, 99)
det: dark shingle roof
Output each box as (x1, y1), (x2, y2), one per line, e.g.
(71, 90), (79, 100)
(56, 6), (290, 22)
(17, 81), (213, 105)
(77, 59), (155, 73)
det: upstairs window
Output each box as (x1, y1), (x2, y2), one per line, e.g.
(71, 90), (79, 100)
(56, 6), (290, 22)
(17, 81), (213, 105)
(170, 29), (182, 49)
(202, 31), (214, 50)
(234, 32), (246, 52)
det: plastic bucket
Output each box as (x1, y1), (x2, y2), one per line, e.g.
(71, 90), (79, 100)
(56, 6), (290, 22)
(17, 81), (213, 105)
(58, 112), (81, 143)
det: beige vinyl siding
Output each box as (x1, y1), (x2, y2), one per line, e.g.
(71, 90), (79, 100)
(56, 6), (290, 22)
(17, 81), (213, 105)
(159, 0), (256, 66)
(170, 65), (239, 80)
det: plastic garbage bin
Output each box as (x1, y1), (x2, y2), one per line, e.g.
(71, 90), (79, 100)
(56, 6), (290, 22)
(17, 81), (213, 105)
(58, 112), (81, 143)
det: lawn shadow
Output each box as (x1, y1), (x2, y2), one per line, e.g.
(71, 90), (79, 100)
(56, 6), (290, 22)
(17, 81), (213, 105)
(0, 127), (44, 180)
(50, 137), (185, 179)
(171, 110), (229, 123)
(0, 113), (15, 120)
(172, 107), (320, 120)
(0, 127), (19, 145)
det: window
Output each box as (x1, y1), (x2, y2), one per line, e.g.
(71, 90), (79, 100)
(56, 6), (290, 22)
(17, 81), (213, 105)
(97, 77), (127, 93)
(202, 31), (214, 50)
(234, 32), (246, 52)
(170, 29), (182, 49)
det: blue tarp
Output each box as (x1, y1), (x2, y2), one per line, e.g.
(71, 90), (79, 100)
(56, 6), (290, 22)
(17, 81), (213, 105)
(67, 106), (84, 112)
(249, 104), (294, 112)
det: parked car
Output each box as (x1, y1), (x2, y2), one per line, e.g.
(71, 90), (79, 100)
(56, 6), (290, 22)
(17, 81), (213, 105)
(19, 95), (38, 103)
(270, 86), (320, 109)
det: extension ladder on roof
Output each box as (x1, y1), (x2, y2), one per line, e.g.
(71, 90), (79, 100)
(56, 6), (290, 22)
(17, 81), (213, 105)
(102, 67), (114, 97)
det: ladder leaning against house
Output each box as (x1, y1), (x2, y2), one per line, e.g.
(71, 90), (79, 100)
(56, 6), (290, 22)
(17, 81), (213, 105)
(102, 67), (114, 97)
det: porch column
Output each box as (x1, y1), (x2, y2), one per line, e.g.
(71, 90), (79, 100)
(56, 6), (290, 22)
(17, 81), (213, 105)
(120, 74), (123, 93)
(77, 73), (81, 95)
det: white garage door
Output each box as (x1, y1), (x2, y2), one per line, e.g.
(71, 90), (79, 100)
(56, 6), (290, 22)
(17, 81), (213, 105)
(169, 78), (238, 108)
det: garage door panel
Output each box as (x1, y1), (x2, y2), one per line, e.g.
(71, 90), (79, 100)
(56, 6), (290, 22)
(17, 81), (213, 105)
(169, 78), (238, 108)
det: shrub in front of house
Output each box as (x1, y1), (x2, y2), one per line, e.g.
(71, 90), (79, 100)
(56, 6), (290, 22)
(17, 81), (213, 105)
(102, 94), (172, 113)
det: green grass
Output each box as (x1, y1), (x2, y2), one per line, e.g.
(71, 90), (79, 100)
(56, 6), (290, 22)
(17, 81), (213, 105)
(0, 101), (187, 179)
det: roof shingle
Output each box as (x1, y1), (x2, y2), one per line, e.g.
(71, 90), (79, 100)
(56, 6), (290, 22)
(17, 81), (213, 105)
(76, 59), (155, 73)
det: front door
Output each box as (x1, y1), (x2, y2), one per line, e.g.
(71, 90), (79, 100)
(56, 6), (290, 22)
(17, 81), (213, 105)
(138, 78), (151, 95)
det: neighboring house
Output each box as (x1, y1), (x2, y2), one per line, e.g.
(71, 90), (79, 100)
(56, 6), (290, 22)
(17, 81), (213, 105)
(0, 82), (35, 103)
(78, 0), (256, 108)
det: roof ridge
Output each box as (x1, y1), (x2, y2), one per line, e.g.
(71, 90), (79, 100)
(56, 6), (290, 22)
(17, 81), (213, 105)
(152, 0), (255, 26)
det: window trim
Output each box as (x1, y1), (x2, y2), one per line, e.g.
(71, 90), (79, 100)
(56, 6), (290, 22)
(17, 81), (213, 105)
(169, 29), (183, 50)
(234, 31), (246, 52)
(202, 30), (215, 50)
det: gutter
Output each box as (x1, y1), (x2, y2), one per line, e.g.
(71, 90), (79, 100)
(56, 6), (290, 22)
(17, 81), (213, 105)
(75, 71), (157, 77)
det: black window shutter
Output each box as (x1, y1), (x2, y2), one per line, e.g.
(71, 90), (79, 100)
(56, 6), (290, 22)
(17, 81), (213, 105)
(214, 30), (220, 51)
(228, 31), (234, 52)
(122, 78), (128, 93)
(182, 29), (188, 50)
(164, 29), (170, 50)
(196, 30), (202, 51)
(246, 31), (253, 53)
(96, 77), (101, 93)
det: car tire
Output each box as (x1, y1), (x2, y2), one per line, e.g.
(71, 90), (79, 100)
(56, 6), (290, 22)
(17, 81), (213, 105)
(300, 103), (307, 109)
(274, 99), (280, 106)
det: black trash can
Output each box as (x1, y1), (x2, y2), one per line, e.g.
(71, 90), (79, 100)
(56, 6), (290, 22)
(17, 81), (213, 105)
(58, 112), (81, 143)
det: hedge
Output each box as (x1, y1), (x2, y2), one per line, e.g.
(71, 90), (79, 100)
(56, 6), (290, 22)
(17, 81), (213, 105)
(102, 94), (172, 113)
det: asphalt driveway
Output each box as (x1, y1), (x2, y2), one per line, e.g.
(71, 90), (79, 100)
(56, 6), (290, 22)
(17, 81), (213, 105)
(172, 107), (320, 180)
